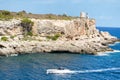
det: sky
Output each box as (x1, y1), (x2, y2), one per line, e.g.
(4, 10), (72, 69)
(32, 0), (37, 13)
(0, 0), (120, 27)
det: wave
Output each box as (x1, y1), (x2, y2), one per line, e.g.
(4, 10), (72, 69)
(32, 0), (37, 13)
(96, 50), (120, 56)
(109, 42), (120, 46)
(96, 52), (109, 56)
(113, 50), (120, 53)
(10, 54), (18, 57)
(47, 67), (120, 74)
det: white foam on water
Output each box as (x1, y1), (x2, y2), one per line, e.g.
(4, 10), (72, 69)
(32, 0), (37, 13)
(47, 67), (120, 74)
(10, 54), (18, 57)
(96, 52), (109, 56)
(96, 51), (111, 56)
(96, 50), (120, 56)
(109, 42), (120, 46)
(113, 50), (120, 53)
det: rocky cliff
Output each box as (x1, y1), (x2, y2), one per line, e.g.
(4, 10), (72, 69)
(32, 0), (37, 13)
(0, 17), (118, 56)
(0, 18), (97, 37)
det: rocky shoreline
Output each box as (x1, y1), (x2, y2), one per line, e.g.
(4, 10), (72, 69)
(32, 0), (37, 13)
(0, 13), (119, 56)
(0, 35), (118, 57)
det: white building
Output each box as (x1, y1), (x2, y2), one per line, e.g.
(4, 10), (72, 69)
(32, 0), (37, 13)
(80, 12), (89, 19)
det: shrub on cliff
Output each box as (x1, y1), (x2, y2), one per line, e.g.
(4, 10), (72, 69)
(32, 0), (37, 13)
(0, 10), (13, 20)
(17, 10), (27, 17)
(1, 10), (11, 15)
(46, 33), (61, 41)
(52, 33), (61, 40)
(21, 18), (34, 36)
(1, 36), (8, 41)
(17, 12), (23, 17)
(26, 32), (33, 36)
(10, 35), (16, 39)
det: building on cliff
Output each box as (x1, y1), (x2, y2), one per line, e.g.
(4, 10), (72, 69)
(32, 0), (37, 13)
(80, 12), (89, 19)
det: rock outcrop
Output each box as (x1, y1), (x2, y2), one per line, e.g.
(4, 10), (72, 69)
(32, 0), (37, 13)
(0, 14), (118, 56)
(0, 19), (22, 36)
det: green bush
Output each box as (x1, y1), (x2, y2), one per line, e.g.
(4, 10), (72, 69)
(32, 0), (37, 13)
(52, 33), (61, 40)
(21, 18), (34, 36)
(17, 12), (23, 16)
(46, 33), (61, 41)
(21, 18), (34, 25)
(46, 36), (52, 40)
(1, 10), (11, 15)
(22, 35), (34, 41)
(0, 10), (13, 20)
(62, 13), (67, 17)
(46, 14), (56, 19)
(10, 36), (16, 39)
(1, 36), (8, 41)
(27, 32), (33, 36)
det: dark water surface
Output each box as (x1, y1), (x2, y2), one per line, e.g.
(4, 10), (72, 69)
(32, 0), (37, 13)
(0, 27), (120, 80)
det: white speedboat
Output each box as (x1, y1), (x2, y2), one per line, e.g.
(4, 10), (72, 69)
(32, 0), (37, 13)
(47, 68), (74, 74)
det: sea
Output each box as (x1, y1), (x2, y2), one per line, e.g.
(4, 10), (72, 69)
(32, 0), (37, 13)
(0, 27), (120, 80)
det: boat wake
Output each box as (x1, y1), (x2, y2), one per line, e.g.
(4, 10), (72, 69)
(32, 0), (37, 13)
(47, 67), (120, 74)
(76, 67), (120, 73)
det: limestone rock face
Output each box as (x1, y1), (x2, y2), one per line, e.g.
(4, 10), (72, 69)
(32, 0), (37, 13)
(31, 19), (69, 36)
(0, 19), (22, 36)
(64, 18), (98, 39)
(0, 18), (100, 38)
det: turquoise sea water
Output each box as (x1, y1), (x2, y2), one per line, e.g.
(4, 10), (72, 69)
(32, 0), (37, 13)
(0, 27), (120, 80)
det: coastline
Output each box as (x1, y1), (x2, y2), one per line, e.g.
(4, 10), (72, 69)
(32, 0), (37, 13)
(0, 11), (119, 57)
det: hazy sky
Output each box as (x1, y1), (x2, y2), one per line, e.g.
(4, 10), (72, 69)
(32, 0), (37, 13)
(0, 0), (120, 27)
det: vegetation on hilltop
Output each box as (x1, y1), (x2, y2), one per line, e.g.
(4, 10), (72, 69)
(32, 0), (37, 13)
(0, 10), (13, 20)
(0, 10), (78, 20)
